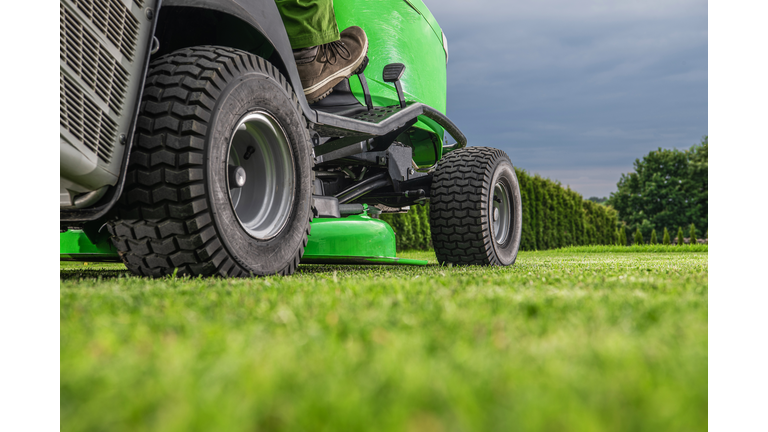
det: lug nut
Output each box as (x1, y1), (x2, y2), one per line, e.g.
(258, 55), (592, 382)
(229, 165), (246, 188)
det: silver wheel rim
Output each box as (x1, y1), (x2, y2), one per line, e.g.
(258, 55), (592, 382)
(492, 181), (511, 244)
(226, 111), (294, 240)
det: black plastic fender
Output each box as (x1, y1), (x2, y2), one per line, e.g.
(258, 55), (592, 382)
(163, 0), (316, 123)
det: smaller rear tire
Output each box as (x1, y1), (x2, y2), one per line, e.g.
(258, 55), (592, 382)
(429, 147), (522, 266)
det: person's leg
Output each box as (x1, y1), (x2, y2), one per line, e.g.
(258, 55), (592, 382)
(275, 0), (368, 103)
(275, 0), (340, 49)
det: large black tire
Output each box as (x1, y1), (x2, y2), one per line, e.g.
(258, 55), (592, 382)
(108, 46), (313, 277)
(430, 147), (522, 266)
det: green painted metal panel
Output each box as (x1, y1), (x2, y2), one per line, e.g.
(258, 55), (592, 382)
(303, 213), (397, 258)
(333, 0), (447, 167)
(302, 213), (427, 266)
(402, 0), (445, 45)
(60, 229), (120, 261)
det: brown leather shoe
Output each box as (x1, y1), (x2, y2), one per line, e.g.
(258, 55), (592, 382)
(293, 26), (368, 103)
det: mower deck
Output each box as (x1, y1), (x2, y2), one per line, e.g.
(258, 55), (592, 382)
(60, 214), (428, 267)
(300, 213), (427, 266)
(60, 229), (121, 262)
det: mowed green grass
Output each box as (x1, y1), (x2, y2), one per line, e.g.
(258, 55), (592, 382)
(61, 249), (708, 432)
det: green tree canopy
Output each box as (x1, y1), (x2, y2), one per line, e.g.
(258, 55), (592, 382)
(608, 137), (707, 237)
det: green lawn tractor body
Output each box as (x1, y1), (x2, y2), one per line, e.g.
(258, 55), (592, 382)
(60, 0), (523, 276)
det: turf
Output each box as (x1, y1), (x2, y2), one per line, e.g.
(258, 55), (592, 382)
(61, 249), (708, 432)
(540, 244), (708, 253)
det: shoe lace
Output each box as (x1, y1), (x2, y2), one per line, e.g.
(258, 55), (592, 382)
(318, 41), (351, 65)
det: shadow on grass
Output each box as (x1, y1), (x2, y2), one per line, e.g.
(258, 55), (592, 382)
(295, 263), (439, 276)
(60, 269), (133, 281)
(60, 262), (439, 281)
(60, 261), (131, 281)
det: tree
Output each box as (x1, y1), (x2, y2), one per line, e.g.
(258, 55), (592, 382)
(638, 219), (655, 241)
(607, 137), (707, 238)
(650, 229), (657, 244)
(662, 227), (671, 245)
(676, 226), (685, 246)
(690, 223), (698, 244)
(633, 227), (644, 245)
(619, 226), (627, 246)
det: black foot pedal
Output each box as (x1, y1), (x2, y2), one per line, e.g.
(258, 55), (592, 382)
(383, 63), (406, 108)
(355, 56), (373, 111)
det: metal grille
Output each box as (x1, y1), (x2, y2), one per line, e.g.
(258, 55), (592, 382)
(351, 106), (401, 123)
(60, 3), (129, 115)
(71, 0), (140, 61)
(61, 72), (117, 163)
(133, 0), (144, 7)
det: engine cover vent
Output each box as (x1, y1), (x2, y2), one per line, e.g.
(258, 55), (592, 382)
(60, 72), (117, 163)
(71, 0), (140, 61)
(60, 3), (129, 115)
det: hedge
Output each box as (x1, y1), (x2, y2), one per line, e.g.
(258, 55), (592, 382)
(381, 168), (618, 251)
(380, 202), (432, 251)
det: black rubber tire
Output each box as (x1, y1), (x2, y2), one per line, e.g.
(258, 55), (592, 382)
(429, 147), (522, 266)
(108, 46), (313, 277)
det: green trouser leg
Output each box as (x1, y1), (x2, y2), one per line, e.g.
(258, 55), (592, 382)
(275, 0), (340, 50)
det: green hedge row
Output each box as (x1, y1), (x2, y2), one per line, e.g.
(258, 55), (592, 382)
(380, 202), (432, 251)
(381, 168), (619, 251)
(516, 168), (618, 251)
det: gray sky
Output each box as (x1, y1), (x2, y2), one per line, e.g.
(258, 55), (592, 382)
(428, 0), (708, 198)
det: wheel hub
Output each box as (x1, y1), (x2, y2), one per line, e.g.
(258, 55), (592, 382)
(228, 165), (247, 188)
(227, 111), (294, 240)
(491, 181), (511, 244)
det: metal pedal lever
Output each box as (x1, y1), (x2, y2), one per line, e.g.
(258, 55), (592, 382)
(354, 56), (373, 111)
(382, 63), (406, 108)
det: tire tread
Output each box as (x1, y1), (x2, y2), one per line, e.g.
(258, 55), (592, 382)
(108, 46), (311, 277)
(430, 147), (512, 266)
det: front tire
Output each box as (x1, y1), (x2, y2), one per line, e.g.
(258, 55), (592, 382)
(430, 147), (522, 266)
(109, 46), (313, 277)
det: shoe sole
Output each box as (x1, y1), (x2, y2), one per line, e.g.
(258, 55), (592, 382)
(305, 39), (369, 104)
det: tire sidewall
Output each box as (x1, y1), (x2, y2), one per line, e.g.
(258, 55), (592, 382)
(487, 159), (522, 265)
(207, 72), (312, 275)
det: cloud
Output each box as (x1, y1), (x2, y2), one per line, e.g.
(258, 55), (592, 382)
(432, 0), (706, 22)
(426, 0), (707, 197)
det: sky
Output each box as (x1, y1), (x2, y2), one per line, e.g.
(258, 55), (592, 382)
(427, 0), (708, 198)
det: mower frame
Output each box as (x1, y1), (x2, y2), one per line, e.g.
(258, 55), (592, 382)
(61, 0), (464, 225)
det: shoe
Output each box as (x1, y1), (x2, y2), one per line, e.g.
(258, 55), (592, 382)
(293, 26), (368, 103)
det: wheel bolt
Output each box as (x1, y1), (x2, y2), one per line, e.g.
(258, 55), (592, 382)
(229, 165), (246, 188)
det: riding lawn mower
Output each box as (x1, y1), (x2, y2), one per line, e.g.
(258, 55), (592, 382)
(60, 0), (523, 276)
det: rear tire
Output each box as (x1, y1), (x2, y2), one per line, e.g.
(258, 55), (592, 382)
(109, 46), (313, 277)
(430, 147), (522, 266)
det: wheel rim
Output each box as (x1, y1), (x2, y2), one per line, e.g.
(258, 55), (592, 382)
(226, 111), (294, 240)
(491, 181), (512, 244)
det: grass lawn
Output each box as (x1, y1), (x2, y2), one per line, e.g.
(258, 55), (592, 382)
(61, 248), (708, 432)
